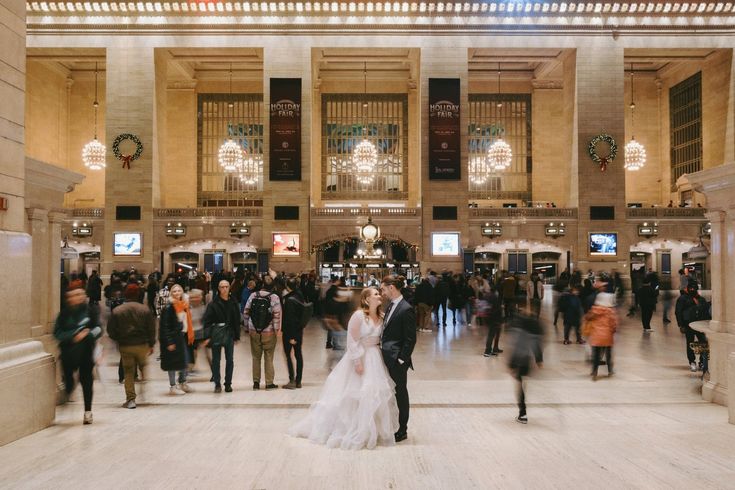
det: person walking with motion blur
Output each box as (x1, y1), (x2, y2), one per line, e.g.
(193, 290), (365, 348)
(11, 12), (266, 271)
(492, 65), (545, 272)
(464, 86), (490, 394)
(281, 277), (312, 389)
(54, 282), (102, 425)
(107, 286), (156, 409)
(559, 285), (584, 345)
(506, 311), (544, 424)
(584, 280), (618, 381)
(159, 284), (195, 395)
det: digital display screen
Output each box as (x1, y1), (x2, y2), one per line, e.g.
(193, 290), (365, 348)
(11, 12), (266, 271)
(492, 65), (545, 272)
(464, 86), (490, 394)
(113, 232), (142, 256)
(431, 233), (460, 256)
(589, 232), (618, 256)
(272, 233), (300, 256)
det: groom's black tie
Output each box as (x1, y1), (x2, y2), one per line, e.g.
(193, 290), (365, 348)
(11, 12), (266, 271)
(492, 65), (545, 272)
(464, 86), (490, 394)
(385, 302), (394, 324)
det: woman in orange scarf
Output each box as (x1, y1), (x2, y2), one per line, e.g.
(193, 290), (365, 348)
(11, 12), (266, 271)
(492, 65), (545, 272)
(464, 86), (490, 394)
(159, 284), (194, 394)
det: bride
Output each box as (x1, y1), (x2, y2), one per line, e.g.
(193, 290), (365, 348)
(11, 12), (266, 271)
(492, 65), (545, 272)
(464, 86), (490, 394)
(289, 287), (399, 449)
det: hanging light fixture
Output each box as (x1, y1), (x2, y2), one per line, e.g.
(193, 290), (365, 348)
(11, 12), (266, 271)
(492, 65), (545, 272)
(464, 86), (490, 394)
(218, 63), (244, 173)
(469, 155), (490, 185)
(486, 62), (512, 171)
(82, 62), (106, 171)
(352, 61), (378, 186)
(625, 64), (647, 171)
(239, 153), (262, 186)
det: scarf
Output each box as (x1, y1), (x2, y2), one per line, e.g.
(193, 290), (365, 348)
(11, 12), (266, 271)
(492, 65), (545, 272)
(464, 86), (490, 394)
(172, 298), (194, 345)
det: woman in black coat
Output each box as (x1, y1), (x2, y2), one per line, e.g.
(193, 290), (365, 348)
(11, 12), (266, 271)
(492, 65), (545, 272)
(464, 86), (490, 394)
(159, 284), (193, 395)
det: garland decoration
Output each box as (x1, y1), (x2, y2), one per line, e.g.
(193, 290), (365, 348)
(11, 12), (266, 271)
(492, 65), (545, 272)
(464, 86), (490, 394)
(112, 133), (144, 169)
(588, 133), (617, 172)
(309, 237), (419, 255)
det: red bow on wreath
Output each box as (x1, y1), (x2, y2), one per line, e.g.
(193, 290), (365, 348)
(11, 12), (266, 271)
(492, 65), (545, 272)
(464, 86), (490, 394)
(121, 154), (133, 169)
(599, 158), (608, 172)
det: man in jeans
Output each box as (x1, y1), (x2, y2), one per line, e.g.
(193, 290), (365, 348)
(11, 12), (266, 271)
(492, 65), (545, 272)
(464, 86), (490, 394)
(203, 280), (242, 393)
(106, 286), (156, 409)
(243, 280), (282, 390)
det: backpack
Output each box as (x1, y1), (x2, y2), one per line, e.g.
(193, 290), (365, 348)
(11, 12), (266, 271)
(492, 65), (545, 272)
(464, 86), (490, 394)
(250, 293), (274, 333)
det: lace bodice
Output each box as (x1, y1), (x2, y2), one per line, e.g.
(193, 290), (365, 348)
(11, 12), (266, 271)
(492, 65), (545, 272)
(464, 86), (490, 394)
(346, 310), (383, 359)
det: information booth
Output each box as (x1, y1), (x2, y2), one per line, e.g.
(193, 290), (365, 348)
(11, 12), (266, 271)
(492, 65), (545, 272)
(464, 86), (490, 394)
(320, 261), (420, 285)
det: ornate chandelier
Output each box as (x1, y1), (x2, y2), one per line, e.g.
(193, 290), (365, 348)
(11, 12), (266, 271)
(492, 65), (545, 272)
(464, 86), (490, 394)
(469, 155), (490, 185)
(352, 61), (378, 186)
(219, 63), (244, 173)
(218, 139), (244, 173)
(82, 62), (106, 170)
(487, 138), (512, 171)
(353, 139), (378, 185)
(625, 65), (646, 171)
(239, 153), (261, 185)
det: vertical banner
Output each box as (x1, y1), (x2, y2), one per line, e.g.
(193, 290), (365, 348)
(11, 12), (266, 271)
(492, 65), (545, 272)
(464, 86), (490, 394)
(269, 78), (302, 181)
(429, 78), (461, 180)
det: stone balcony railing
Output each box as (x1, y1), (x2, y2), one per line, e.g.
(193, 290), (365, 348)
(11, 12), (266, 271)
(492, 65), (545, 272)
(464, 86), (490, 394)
(311, 207), (420, 218)
(155, 208), (262, 218)
(68, 208), (104, 218)
(626, 207), (707, 219)
(469, 207), (578, 219)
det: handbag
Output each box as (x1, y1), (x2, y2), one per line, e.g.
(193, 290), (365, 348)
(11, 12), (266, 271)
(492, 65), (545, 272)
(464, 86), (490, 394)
(210, 322), (230, 346)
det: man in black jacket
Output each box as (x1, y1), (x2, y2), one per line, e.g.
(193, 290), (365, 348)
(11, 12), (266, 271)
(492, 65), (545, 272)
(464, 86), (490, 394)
(380, 275), (417, 443)
(203, 280), (241, 393)
(282, 277), (309, 389)
(414, 277), (434, 333)
(637, 278), (658, 332)
(675, 282), (709, 372)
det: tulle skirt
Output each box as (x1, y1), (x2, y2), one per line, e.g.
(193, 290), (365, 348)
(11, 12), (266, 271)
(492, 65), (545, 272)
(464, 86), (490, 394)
(289, 346), (399, 450)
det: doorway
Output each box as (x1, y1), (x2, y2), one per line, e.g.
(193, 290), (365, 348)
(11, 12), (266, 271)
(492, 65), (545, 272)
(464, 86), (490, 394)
(203, 251), (225, 273)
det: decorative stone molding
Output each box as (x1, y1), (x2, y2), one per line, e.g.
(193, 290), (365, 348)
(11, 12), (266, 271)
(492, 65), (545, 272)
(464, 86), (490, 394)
(24, 158), (84, 195)
(531, 79), (563, 90)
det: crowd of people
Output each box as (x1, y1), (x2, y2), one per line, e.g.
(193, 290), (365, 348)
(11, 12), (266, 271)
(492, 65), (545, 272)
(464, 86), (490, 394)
(54, 264), (711, 431)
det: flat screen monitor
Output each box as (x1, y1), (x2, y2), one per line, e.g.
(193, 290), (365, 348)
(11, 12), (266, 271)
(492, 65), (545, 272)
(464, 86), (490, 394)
(272, 233), (300, 256)
(589, 232), (618, 256)
(431, 233), (460, 256)
(113, 232), (142, 256)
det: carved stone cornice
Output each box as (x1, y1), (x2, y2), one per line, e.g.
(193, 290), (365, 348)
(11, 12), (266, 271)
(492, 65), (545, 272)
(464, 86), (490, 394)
(25, 158), (85, 194)
(26, 208), (49, 222)
(167, 79), (198, 91)
(681, 164), (735, 212)
(532, 79), (563, 90)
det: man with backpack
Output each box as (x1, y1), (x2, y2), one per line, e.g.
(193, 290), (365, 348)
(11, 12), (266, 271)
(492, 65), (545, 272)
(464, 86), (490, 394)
(281, 277), (313, 389)
(243, 279), (282, 390)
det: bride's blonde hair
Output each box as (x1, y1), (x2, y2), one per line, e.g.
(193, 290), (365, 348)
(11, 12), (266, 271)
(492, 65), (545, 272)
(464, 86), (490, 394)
(360, 287), (384, 319)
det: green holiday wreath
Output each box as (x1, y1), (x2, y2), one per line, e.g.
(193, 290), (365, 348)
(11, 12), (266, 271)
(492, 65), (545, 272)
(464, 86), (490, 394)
(112, 133), (143, 169)
(588, 133), (617, 172)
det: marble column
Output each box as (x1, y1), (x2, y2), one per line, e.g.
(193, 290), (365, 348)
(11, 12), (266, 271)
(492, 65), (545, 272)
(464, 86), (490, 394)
(103, 47), (157, 275)
(684, 164), (735, 422)
(47, 211), (66, 330)
(263, 45), (312, 273)
(26, 208), (50, 336)
(573, 44), (628, 276)
(0, 0), (57, 446)
(420, 47), (469, 273)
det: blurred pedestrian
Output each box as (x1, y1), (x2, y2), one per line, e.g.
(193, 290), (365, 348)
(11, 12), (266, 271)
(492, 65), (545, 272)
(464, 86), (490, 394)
(584, 284), (617, 381)
(482, 286), (504, 356)
(54, 282), (102, 424)
(506, 312), (544, 424)
(559, 285), (584, 344)
(107, 285), (156, 409)
(281, 277), (311, 389)
(637, 278), (658, 333)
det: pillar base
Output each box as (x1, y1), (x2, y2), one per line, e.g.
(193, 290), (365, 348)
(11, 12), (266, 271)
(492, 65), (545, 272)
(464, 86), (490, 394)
(0, 340), (55, 446)
(691, 320), (735, 424)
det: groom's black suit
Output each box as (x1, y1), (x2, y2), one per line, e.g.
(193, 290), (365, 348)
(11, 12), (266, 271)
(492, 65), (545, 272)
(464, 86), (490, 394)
(381, 297), (417, 436)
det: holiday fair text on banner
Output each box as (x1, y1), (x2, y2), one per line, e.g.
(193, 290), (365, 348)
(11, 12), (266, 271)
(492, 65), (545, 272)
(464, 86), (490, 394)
(429, 78), (461, 180)
(269, 78), (302, 181)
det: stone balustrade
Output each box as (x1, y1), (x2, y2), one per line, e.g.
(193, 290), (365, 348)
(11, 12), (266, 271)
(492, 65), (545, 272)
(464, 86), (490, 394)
(469, 207), (578, 219)
(626, 207), (708, 219)
(311, 207), (420, 217)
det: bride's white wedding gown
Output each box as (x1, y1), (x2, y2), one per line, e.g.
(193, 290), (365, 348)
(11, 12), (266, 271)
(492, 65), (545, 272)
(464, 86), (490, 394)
(289, 310), (399, 449)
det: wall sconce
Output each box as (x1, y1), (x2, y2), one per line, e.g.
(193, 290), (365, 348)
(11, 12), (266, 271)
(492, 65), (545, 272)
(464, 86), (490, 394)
(637, 222), (658, 238)
(545, 222), (566, 238)
(230, 222), (250, 238)
(166, 222), (187, 237)
(72, 222), (93, 237)
(481, 222), (502, 237)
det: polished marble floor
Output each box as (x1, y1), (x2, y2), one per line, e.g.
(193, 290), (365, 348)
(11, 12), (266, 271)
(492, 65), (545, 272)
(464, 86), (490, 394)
(1, 294), (734, 489)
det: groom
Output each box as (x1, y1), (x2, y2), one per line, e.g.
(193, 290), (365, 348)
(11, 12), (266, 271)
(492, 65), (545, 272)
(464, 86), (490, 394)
(380, 275), (417, 443)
